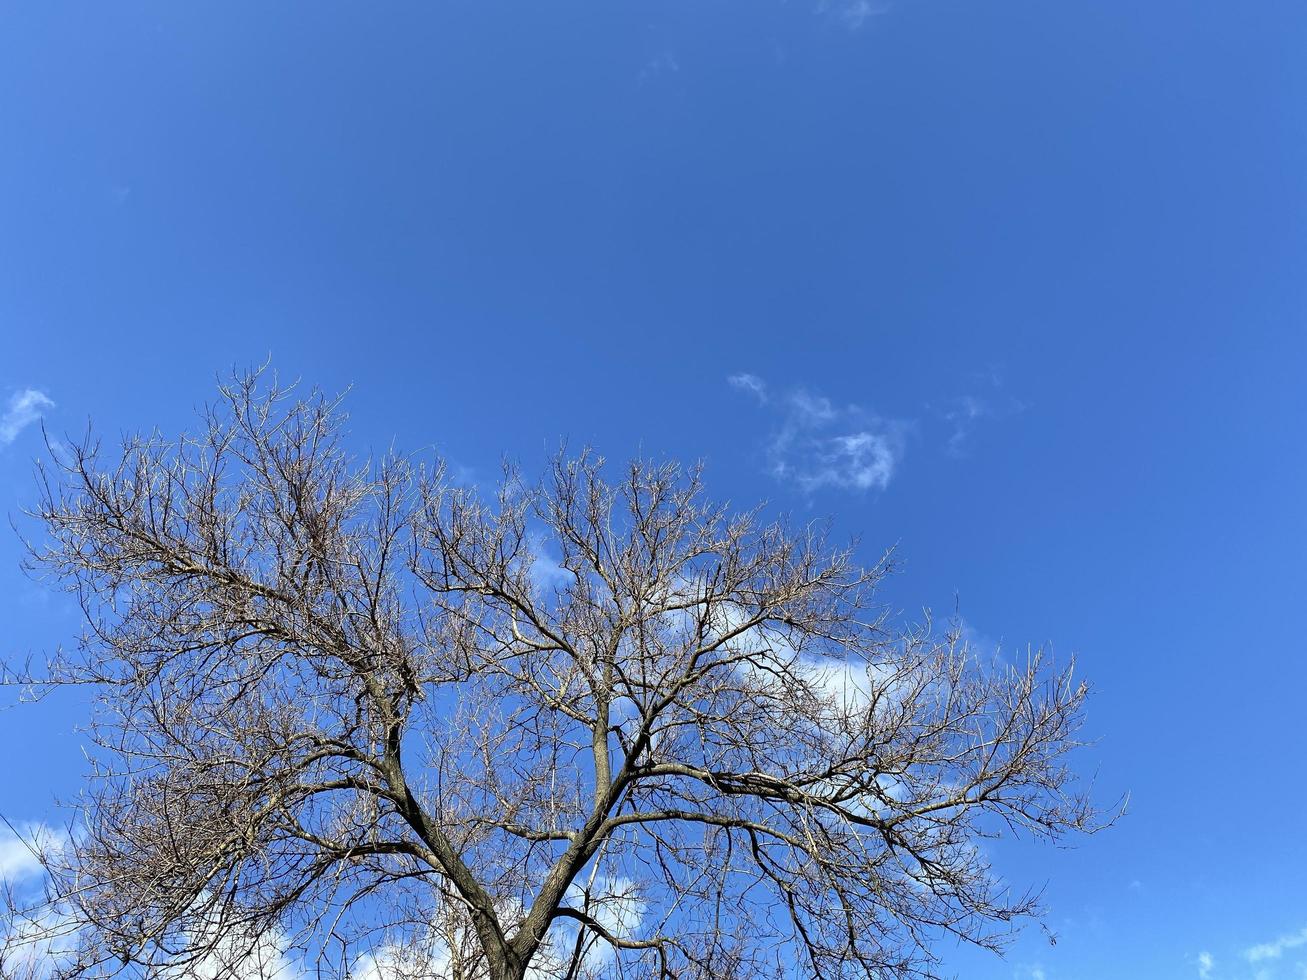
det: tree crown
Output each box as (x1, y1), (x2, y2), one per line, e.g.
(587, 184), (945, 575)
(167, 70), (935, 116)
(2, 373), (1112, 980)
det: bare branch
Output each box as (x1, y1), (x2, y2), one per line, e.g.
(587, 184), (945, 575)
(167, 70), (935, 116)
(0, 371), (1115, 980)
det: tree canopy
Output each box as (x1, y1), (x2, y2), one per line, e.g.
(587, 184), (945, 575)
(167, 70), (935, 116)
(2, 373), (1110, 980)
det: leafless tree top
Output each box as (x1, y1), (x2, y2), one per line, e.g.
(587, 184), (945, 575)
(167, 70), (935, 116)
(2, 372), (1112, 980)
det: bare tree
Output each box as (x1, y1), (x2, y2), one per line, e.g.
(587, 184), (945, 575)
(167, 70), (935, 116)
(2, 372), (1112, 980)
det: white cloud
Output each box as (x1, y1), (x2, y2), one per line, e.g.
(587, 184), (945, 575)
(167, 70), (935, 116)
(943, 394), (990, 456)
(0, 388), (54, 446)
(786, 389), (835, 424)
(354, 880), (645, 980)
(159, 925), (302, 980)
(1248, 925), (1307, 963)
(351, 901), (538, 980)
(726, 373), (768, 403)
(771, 409), (906, 493)
(639, 50), (681, 83)
(1197, 951), (1214, 979)
(0, 822), (61, 887)
(800, 655), (874, 708)
(0, 823), (78, 976)
(0, 903), (83, 976)
(527, 535), (572, 596)
(0, 837), (43, 885)
(2, 873), (305, 980)
(686, 588), (908, 720)
(937, 370), (1027, 457)
(816, 0), (887, 30)
(353, 938), (452, 980)
(446, 461), (482, 488)
(809, 431), (898, 491)
(795, 652), (909, 718)
(561, 874), (646, 972)
(835, 1), (878, 30)
(728, 375), (909, 494)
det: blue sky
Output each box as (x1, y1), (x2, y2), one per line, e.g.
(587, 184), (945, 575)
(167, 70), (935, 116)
(1, 2), (1305, 977)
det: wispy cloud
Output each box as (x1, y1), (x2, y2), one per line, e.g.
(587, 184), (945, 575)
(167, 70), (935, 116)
(158, 919), (302, 980)
(0, 388), (54, 446)
(1, 827), (307, 978)
(527, 535), (572, 596)
(729, 374), (910, 494)
(936, 370), (1026, 457)
(445, 460), (482, 489)
(1197, 951), (1214, 979)
(819, 0), (889, 31)
(727, 373), (768, 404)
(942, 395), (991, 456)
(0, 823), (54, 886)
(0, 822), (81, 974)
(638, 50), (681, 84)
(562, 874), (646, 971)
(1248, 925), (1307, 963)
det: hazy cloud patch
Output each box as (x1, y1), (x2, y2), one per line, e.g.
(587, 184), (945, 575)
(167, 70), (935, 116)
(728, 374), (910, 494)
(818, 0), (889, 30)
(1248, 925), (1307, 963)
(0, 822), (56, 887)
(639, 50), (681, 84)
(935, 370), (1026, 457)
(0, 389), (54, 446)
(727, 373), (768, 404)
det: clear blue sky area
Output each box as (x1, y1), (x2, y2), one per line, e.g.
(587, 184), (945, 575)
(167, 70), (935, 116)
(2, 3), (1304, 978)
